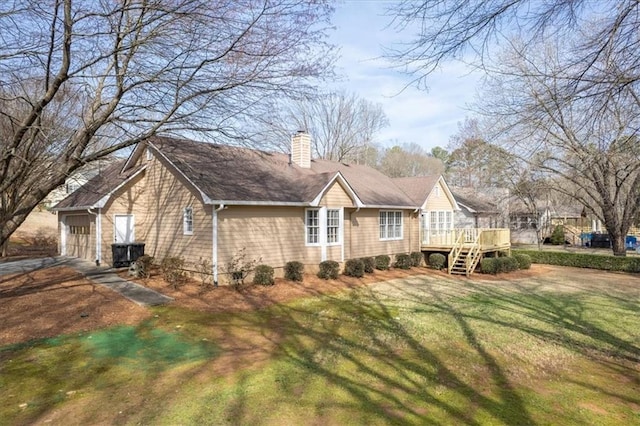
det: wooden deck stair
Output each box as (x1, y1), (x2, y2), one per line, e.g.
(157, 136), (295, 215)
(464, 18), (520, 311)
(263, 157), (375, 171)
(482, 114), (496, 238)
(447, 231), (482, 277)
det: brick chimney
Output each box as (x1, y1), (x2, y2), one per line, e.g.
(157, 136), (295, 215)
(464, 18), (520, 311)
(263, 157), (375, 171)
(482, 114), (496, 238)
(291, 131), (311, 168)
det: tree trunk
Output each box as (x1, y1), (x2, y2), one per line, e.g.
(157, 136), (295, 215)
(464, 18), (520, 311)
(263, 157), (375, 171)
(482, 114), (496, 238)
(610, 232), (627, 257)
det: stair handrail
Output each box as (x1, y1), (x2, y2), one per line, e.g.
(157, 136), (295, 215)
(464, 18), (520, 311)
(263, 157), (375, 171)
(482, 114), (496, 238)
(464, 230), (483, 276)
(448, 230), (466, 274)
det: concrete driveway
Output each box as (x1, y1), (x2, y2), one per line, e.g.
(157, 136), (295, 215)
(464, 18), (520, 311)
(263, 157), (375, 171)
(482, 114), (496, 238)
(0, 256), (69, 276)
(0, 256), (172, 306)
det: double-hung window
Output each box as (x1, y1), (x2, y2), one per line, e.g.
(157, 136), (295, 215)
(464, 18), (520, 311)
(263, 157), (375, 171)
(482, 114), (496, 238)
(430, 210), (453, 235)
(306, 208), (342, 245)
(306, 209), (320, 244)
(327, 209), (340, 244)
(183, 207), (193, 235)
(379, 210), (403, 240)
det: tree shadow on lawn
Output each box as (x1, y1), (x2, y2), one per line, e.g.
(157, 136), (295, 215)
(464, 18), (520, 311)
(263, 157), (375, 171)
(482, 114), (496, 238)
(6, 270), (640, 425)
(376, 276), (640, 401)
(182, 287), (539, 425)
(124, 272), (639, 424)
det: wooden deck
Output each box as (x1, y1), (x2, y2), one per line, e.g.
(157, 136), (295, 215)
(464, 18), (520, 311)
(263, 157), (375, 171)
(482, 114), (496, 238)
(421, 228), (511, 252)
(421, 228), (511, 276)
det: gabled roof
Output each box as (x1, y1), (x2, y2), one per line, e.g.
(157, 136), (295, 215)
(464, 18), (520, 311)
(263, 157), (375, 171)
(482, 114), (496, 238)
(450, 189), (499, 214)
(53, 160), (145, 210)
(141, 136), (414, 207)
(393, 175), (459, 210)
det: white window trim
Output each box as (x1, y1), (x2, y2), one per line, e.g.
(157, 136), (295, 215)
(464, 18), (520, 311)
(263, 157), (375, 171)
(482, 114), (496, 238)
(305, 208), (321, 246)
(427, 210), (454, 235)
(305, 207), (344, 248)
(379, 210), (404, 241)
(326, 208), (343, 246)
(183, 207), (194, 235)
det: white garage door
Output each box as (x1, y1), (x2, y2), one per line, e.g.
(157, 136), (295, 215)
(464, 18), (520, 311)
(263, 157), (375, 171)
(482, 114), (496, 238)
(65, 215), (93, 261)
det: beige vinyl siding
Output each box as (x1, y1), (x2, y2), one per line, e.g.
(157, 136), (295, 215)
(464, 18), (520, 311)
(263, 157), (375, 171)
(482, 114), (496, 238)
(141, 156), (212, 266)
(217, 206), (322, 270)
(423, 180), (456, 211)
(100, 171), (148, 265)
(101, 156), (212, 267)
(319, 182), (354, 207)
(347, 209), (417, 259)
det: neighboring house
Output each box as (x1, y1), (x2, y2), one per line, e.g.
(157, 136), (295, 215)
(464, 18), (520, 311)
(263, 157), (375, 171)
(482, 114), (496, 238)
(43, 159), (117, 209)
(449, 186), (506, 229)
(54, 133), (510, 281)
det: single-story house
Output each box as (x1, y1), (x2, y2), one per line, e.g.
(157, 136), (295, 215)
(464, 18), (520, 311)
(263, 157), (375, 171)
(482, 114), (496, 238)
(54, 133), (510, 281)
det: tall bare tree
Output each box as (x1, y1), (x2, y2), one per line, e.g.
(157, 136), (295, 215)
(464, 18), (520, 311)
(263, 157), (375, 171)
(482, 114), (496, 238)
(479, 39), (640, 256)
(378, 143), (444, 178)
(0, 0), (334, 249)
(446, 118), (509, 188)
(385, 1), (640, 91)
(258, 91), (388, 163)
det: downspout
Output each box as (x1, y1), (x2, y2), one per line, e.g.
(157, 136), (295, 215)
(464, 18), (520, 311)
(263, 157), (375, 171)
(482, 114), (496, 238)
(87, 208), (101, 266)
(414, 208), (421, 250)
(212, 204), (225, 286)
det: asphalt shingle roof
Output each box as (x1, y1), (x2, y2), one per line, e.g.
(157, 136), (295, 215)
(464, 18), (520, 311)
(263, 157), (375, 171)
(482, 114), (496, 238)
(149, 136), (416, 207)
(54, 160), (142, 209)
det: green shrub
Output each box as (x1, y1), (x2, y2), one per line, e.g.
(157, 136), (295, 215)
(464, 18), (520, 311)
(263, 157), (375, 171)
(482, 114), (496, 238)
(550, 225), (565, 245)
(497, 256), (520, 273)
(360, 257), (375, 273)
(344, 259), (365, 277)
(513, 249), (640, 273)
(284, 261), (304, 281)
(514, 253), (532, 270)
(161, 256), (186, 288)
(318, 260), (340, 279)
(480, 257), (497, 274)
(394, 253), (412, 269)
(253, 264), (275, 286)
(410, 252), (424, 267)
(375, 255), (390, 270)
(428, 253), (446, 270)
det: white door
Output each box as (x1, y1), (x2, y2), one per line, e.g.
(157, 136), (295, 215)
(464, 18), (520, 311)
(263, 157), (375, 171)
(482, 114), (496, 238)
(114, 215), (134, 243)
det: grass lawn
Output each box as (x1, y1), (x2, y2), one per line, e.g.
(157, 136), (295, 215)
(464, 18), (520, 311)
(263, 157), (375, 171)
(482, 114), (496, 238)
(1, 267), (639, 425)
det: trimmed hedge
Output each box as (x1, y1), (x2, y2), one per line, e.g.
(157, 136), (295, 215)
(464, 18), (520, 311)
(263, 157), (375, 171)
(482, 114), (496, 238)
(428, 253), (446, 270)
(375, 255), (390, 270)
(394, 253), (412, 270)
(318, 260), (340, 280)
(410, 252), (424, 267)
(361, 257), (375, 274)
(514, 253), (532, 270)
(284, 261), (304, 281)
(344, 259), (365, 277)
(513, 249), (640, 273)
(253, 264), (275, 286)
(497, 256), (519, 273)
(480, 256), (520, 274)
(480, 258), (497, 274)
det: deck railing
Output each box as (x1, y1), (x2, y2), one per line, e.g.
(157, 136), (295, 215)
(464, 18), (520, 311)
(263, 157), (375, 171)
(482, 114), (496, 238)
(422, 228), (510, 248)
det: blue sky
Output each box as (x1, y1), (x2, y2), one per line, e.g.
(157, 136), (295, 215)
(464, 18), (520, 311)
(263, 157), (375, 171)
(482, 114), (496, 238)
(328, 1), (482, 151)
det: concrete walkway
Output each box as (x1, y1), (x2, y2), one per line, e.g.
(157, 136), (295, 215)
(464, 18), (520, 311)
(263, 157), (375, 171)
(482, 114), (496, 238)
(0, 256), (173, 307)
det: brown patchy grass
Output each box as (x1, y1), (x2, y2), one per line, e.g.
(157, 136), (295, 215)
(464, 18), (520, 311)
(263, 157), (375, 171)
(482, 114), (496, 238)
(123, 266), (432, 313)
(0, 266), (150, 346)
